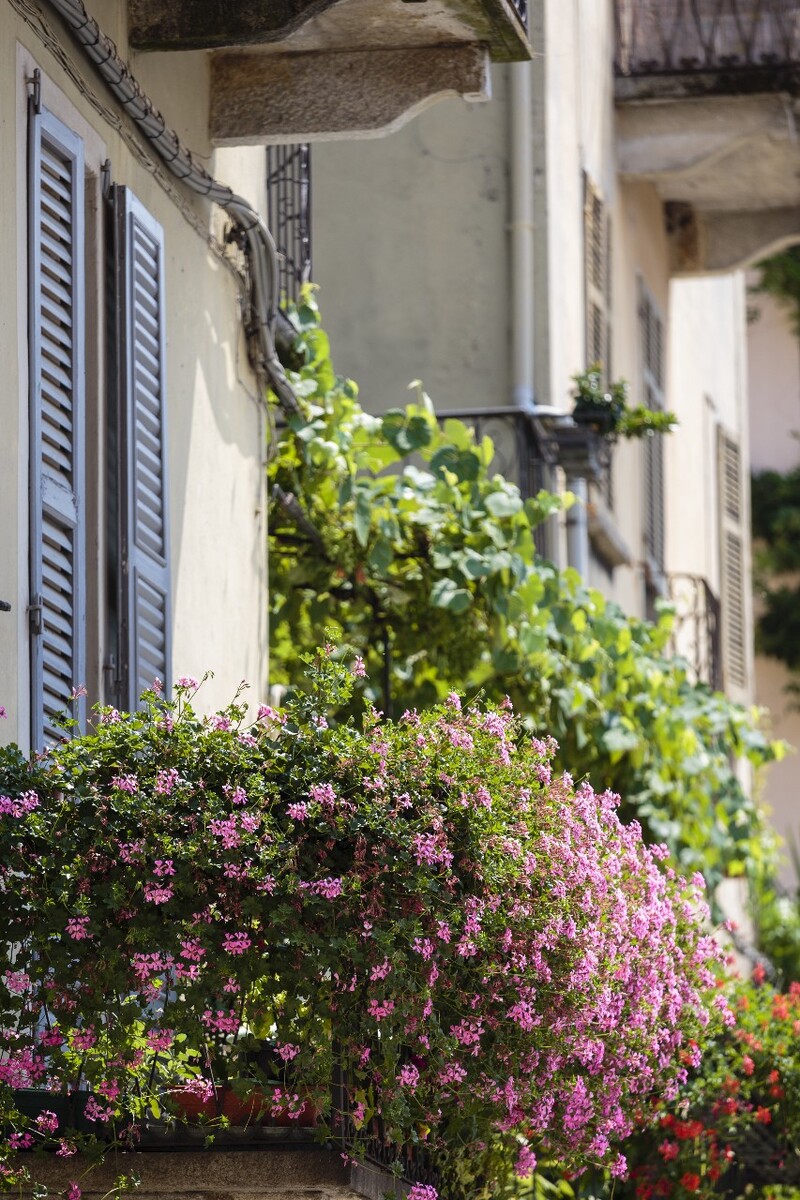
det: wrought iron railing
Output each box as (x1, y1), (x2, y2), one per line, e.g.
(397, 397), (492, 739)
(510, 0), (529, 32)
(614, 0), (800, 76)
(266, 144), (312, 304)
(666, 573), (723, 690)
(435, 406), (557, 557)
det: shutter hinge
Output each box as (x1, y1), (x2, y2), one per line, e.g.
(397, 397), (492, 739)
(0, 600), (10, 613)
(28, 68), (42, 115)
(28, 593), (44, 637)
(103, 655), (121, 708)
(101, 159), (112, 199)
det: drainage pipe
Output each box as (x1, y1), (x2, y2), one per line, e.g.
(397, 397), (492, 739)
(508, 60), (535, 410)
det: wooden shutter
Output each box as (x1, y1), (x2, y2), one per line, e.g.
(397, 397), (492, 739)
(113, 187), (170, 709)
(717, 428), (747, 692)
(584, 174), (614, 506)
(639, 280), (666, 579)
(584, 175), (611, 373)
(28, 105), (86, 747)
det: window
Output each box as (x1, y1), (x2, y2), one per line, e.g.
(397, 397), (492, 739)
(27, 84), (170, 744)
(638, 278), (666, 605)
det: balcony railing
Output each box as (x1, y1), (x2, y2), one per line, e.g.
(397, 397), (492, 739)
(510, 0), (529, 32)
(614, 0), (800, 77)
(666, 573), (723, 691)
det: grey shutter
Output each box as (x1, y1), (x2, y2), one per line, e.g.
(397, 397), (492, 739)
(28, 105), (86, 747)
(717, 428), (747, 692)
(113, 187), (170, 708)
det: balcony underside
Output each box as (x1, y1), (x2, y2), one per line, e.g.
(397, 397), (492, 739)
(128, 0), (530, 61)
(617, 93), (800, 273)
(129, 0), (526, 141)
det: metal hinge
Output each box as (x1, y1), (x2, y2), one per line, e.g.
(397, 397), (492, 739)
(0, 600), (10, 613)
(28, 593), (43, 636)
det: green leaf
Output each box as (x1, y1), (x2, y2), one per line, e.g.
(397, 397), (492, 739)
(484, 490), (523, 518)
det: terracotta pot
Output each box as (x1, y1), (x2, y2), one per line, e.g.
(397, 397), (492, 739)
(169, 1085), (317, 1128)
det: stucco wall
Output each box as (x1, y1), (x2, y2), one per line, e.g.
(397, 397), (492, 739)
(0, 0), (270, 748)
(746, 282), (800, 888)
(311, 68), (511, 413)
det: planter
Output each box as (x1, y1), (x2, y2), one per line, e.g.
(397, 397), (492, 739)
(169, 1085), (317, 1129)
(11, 1089), (96, 1136)
(572, 403), (618, 436)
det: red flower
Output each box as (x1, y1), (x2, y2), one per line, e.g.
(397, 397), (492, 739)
(755, 1107), (772, 1125)
(680, 1174), (701, 1192)
(659, 1141), (680, 1162)
(741, 1055), (755, 1076)
(708, 1167), (721, 1182)
(752, 964), (766, 985)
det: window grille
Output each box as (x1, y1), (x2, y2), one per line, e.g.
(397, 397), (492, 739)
(266, 144), (312, 304)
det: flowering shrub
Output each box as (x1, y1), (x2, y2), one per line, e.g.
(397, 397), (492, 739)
(0, 651), (728, 1197)
(605, 969), (800, 1199)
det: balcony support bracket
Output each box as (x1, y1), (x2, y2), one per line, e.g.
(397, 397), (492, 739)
(209, 44), (491, 144)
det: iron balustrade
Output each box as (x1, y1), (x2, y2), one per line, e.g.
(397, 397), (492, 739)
(614, 0), (800, 77)
(510, 0), (529, 31)
(666, 573), (723, 691)
(265, 144), (312, 304)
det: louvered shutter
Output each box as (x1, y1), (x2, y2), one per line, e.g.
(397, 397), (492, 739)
(717, 428), (747, 692)
(584, 174), (615, 507)
(640, 281), (666, 579)
(28, 106), (85, 747)
(113, 187), (170, 709)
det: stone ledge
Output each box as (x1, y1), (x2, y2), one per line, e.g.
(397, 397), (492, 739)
(17, 1149), (407, 1200)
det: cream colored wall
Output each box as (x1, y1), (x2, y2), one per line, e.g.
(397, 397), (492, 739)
(311, 69), (511, 413)
(0, 0), (270, 748)
(746, 285), (800, 889)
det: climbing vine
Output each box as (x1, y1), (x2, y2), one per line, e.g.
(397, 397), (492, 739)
(268, 293), (784, 913)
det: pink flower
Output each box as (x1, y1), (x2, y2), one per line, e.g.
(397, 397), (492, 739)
(4, 969), (32, 994)
(287, 802), (308, 821)
(515, 1146), (537, 1178)
(66, 1183), (82, 1200)
(276, 1043), (300, 1061)
(176, 676), (199, 689)
(143, 882), (174, 904)
(56, 1141), (77, 1158)
(155, 768), (180, 795)
(351, 657), (366, 678)
(223, 931), (252, 955)
(111, 774), (138, 793)
(35, 1110), (59, 1133)
(0, 706), (7, 719)
(409, 1186), (438, 1200)
(66, 917), (90, 940)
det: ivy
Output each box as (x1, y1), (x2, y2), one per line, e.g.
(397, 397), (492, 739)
(269, 292), (784, 911)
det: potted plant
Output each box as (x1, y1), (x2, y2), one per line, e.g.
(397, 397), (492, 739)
(0, 650), (729, 1199)
(572, 364), (677, 440)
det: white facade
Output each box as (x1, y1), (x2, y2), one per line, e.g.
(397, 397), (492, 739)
(0, 0), (270, 747)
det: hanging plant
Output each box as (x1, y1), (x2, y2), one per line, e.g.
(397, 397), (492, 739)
(571, 364), (676, 440)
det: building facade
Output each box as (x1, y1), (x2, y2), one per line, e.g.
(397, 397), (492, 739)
(307, 0), (800, 709)
(0, 0), (530, 751)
